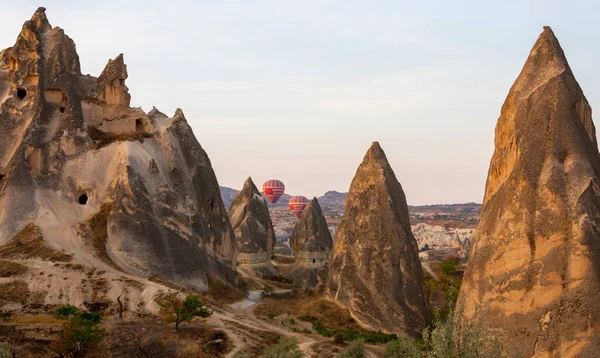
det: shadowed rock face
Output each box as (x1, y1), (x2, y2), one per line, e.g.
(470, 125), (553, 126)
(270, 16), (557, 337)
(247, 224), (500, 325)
(326, 142), (430, 337)
(458, 27), (600, 357)
(0, 8), (236, 291)
(288, 197), (333, 288)
(227, 177), (275, 277)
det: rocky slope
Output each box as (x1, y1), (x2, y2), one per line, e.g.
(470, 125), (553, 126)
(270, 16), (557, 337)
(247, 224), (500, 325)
(288, 198), (333, 288)
(0, 7), (236, 305)
(326, 142), (430, 337)
(458, 27), (600, 357)
(227, 177), (276, 278)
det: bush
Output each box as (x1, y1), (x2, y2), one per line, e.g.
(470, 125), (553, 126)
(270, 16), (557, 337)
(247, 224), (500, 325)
(422, 308), (502, 358)
(159, 292), (212, 330)
(0, 341), (12, 358)
(339, 339), (365, 358)
(52, 315), (105, 358)
(263, 337), (304, 358)
(385, 338), (422, 357)
(440, 257), (458, 275)
(333, 333), (346, 345)
(56, 305), (79, 319)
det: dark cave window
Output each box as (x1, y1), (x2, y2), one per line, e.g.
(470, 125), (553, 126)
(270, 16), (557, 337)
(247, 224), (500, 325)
(312, 259), (316, 263)
(59, 106), (65, 113)
(0, 174), (4, 183)
(210, 197), (214, 211)
(135, 119), (142, 132)
(78, 194), (88, 205)
(16, 88), (27, 100)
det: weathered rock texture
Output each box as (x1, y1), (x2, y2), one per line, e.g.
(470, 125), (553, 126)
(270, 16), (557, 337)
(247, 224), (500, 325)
(0, 8), (236, 294)
(288, 197), (333, 288)
(326, 142), (430, 336)
(458, 27), (600, 357)
(228, 177), (275, 277)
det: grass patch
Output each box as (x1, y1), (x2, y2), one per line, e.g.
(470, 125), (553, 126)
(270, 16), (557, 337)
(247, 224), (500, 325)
(88, 126), (153, 150)
(0, 260), (27, 277)
(0, 224), (71, 262)
(0, 281), (29, 303)
(205, 273), (246, 305)
(312, 321), (397, 344)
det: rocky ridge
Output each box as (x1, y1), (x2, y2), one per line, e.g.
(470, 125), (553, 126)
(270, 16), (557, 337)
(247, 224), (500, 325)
(326, 142), (430, 336)
(458, 27), (600, 357)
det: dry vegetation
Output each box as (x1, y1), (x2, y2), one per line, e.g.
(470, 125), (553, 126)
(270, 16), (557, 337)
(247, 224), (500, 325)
(88, 125), (154, 150)
(205, 273), (246, 305)
(310, 340), (343, 358)
(0, 280), (30, 303)
(0, 260), (27, 277)
(224, 320), (280, 357)
(0, 224), (72, 262)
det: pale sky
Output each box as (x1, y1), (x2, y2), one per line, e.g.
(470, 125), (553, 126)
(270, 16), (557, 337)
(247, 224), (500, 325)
(2, 1), (600, 205)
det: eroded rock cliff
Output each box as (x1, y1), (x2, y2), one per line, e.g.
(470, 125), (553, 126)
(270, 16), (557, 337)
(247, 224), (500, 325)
(227, 177), (275, 278)
(458, 27), (600, 357)
(288, 197), (333, 288)
(0, 8), (236, 295)
(326, 142), (430, 336)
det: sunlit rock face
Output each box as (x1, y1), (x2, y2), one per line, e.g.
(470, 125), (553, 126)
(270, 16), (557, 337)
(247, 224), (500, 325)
(0, 8), (236, 291)
(228, 177), (276, 278)
(458, 27), (600, 357)
(326, 142), (430, 337)
(288, 198), (333, 288)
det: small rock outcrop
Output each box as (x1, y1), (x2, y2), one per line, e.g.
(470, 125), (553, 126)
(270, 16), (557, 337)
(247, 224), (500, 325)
(326, 142), (430, 336)
(458, 27), (600, 357)
(228, 177), (276, 277)
(288, 197), (333, 288)
(0, 8), (236, 294)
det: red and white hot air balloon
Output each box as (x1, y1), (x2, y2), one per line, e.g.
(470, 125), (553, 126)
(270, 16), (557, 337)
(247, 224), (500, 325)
(262, 179), (285, 204)
(289, 195), (309, 218)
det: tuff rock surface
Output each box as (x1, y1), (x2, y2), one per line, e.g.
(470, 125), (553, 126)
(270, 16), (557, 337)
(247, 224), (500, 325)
(326, 142), (430, 336)
(227, 177), (275, 277)
(0, 8), (236, 294)
(288, 197), (333, 288)
(458, 27), (600, 357)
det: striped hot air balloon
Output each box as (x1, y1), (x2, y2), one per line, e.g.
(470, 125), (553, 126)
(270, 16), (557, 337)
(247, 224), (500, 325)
(262, 179), (285, 204)
(289, 195), (309, 218)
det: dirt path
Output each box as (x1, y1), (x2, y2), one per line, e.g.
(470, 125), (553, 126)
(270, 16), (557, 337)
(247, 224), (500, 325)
(209, 290), (382, 357)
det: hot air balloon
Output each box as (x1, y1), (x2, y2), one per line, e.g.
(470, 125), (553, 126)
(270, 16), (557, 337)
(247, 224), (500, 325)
(289, 195), (309, 218)
(262, 179), (285, 204)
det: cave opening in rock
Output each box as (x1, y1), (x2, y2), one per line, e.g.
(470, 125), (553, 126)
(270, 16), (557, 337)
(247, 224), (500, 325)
(312, 259), (316, 263)
(0, 174), (4, 183)
(16, 88), (27, 100)
(59, 106), (65, 113)
(78, 194), (88, 205)
(135, 119), (142, 132)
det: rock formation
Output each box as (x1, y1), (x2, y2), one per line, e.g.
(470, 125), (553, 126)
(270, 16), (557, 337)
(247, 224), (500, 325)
(458, 27), (600, 357)
(227, 177), (276, 277)
(326, 142), (430, 336)
(288, 197), (333, 288)
(0, 8), (236, 293)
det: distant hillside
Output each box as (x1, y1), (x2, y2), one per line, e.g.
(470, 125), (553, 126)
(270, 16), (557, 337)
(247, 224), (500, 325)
(318, 190), (347, 208)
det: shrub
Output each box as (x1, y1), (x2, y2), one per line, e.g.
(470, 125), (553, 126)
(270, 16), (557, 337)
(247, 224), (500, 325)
(56, 305), (79, 319)
(440, 257), (458, 275)
(263, 337), (304, 358)
(52, 315), (105, 358)
(422, 308), (503, 358)
(333, 333), (346, 345)
(0, 341), (12, 358)
(385, 338), (422, 357)
(311, 321), (396, 344)
(339, 339), (365, 358)
(159, 292), (212, 330)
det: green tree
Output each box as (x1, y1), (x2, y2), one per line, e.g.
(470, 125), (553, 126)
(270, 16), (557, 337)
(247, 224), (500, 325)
(263, 337), (304, 358)
(52, 315), (105, 358)
(440, 256), (458, 275)
(159, 293), (212, 330)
